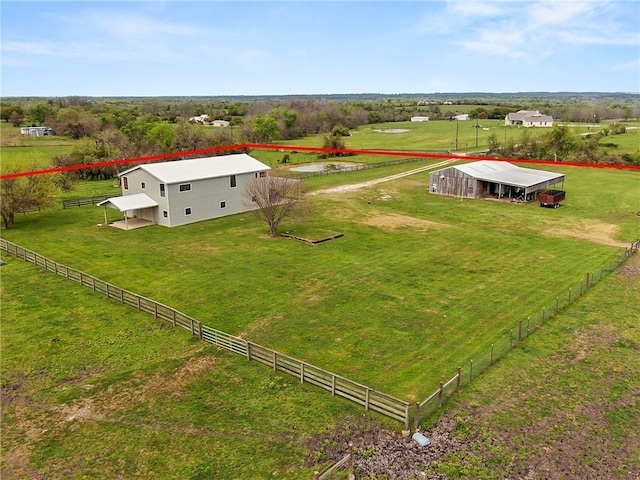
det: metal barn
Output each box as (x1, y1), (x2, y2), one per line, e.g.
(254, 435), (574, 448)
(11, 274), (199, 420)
(429, 161), (565, 202)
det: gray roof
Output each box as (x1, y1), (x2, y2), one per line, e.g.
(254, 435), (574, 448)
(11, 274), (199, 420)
(454, 161), (564, 188)
(97, 193), (158, 211)
(119, 154), (270, 184)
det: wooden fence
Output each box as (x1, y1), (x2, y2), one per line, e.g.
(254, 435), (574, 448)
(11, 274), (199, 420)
(0, 238), (410, 430)
(62, 193), (120, 208)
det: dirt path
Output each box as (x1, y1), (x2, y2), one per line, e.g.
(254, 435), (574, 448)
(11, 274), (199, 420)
(306, 159), (457, 196)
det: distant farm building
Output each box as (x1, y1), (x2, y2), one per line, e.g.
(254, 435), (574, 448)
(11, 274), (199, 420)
(98, 154), (271, 229)
(453, 114), (469, 121)
(411, 116), (429, 122)
(211, 119), (230, 127)
(429, 160), (565, 202)
(505, 110), (553, 127)
(188, 114), (210, 124)
(20, 126), (54, 136)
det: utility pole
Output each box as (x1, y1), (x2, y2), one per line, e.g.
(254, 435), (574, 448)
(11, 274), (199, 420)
(455, 119), (459, 151)
(474, 120), (478, 148)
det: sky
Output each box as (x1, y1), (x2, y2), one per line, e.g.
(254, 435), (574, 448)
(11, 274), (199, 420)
(1, 0), (639, 97)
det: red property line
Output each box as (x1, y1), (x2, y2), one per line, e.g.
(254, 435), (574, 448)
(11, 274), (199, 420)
(2, 143), (639, 180)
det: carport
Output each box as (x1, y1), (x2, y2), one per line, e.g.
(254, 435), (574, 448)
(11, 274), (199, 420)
(97, 193), (158, 230)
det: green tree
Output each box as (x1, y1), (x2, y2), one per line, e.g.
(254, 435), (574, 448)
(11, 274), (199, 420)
(1, 163), (59, 229)
(1, 104), (24, 125)
(148, 123), (176, 152)
(28, 103), (57, 125)
(544, 125), (578, 161)
(252, 116), (281, 143)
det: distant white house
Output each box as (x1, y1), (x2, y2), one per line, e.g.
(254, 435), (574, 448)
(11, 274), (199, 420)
(188, 114), (210, 124)
(410, 116), (429, 122)
(453, 114), (470, 121)
(98, 154), (270, 228)
(211, 119), (230, 127)
(20, 126), (54, 136)
(505, 110), (553, 127)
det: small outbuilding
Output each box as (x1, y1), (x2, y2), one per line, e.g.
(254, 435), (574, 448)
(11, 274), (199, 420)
(429, 160), (565, 202)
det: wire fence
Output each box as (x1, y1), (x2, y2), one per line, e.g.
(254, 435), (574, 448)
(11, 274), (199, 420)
(283, 156), (427, 179)
(413, 238), (640, 429)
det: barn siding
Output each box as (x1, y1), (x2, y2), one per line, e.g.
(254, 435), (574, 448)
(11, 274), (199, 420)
(429, 169), (477, 198)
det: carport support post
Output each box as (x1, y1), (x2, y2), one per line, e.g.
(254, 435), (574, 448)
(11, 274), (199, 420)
(103, 206), (109, 226)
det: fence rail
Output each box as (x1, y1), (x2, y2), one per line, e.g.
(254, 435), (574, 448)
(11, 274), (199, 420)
(284, 156), (427, 179)
(62, 193), (120, 208)
(413, 238), (640, 429)
(0, 238), (410, 429)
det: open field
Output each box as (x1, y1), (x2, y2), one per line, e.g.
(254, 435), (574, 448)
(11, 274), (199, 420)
(277, 119), (640, 157)
(2, 158), (638, 401)
(2, 119), (639, 478)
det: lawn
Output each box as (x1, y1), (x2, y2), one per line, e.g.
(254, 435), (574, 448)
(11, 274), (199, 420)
(2, 159), (637, 402)
(0, 255), (368, 479)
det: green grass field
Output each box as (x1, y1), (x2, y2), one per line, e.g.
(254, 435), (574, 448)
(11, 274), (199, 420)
(2, 160), (638, 400)
(2, 120), (639, 478)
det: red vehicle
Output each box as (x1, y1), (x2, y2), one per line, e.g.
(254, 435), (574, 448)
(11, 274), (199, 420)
(538, 189), (565, 208)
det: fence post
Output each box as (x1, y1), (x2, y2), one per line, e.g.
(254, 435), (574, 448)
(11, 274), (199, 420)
(348, 442), (354, 480)
(300, 362), (305, 383)
(331, 375), (336, 397)
(527, 316), (531, 337)
(469, 359), (473, 382)
(456, 367), (461, 389)
(542, 306), (546, 323)
(510, 329), (513, 348)
(365, 388), (370, 412)
(438, 381), (444, 408)
(490, 344), (494, 365)
(518, 320), (523, 342)
(414, 403), (421, 430)
(246, 342), (252, 361)
(555, 296), (559, 313)
(272, 351), (277, 371)
(569, 286), (572, 303)
(313, 472), (319, 480)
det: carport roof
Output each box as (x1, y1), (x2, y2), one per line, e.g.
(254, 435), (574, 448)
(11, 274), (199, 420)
(454, 161), (564, 188)
(97, 193), (158, 212)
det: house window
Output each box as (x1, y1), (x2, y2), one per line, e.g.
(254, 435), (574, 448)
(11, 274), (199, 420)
(230, 175), (236, 188)
(220, 201), (226, 209)
(159, 183), (165, 197)
(251, 195), (257, 203)
(122, 177), (129, 190)
(185, 207), (192, 216)
(141, 181), (146, 189)
(163, 210), (168, 218)
(259, 171), (267, 178)
(179, 183), (191, 192)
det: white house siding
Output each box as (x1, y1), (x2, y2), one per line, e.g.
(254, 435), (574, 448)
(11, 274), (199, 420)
(120, 169), (170, 226)
(161, 172), (259, 227)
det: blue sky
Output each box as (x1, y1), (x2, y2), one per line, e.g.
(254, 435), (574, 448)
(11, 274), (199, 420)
(1, 0), (639, 96)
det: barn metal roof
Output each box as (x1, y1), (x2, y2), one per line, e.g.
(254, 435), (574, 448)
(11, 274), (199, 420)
(119, 154), (270, 184)
(97, 193), (158, 212)
(454, 161), (564, 188)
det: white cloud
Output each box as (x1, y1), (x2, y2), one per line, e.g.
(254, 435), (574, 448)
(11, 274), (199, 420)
(612, 59), (640, 71)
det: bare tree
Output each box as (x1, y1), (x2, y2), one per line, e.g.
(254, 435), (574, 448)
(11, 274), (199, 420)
(244, 176), (301, 237)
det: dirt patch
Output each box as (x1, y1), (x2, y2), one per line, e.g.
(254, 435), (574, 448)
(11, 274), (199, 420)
(363, 213), (448, 231)
(546, 222), (629, 247)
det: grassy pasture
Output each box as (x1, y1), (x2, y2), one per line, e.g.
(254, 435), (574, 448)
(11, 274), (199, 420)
(1, 160), (638, 401)
(0, 256), (366, 479)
